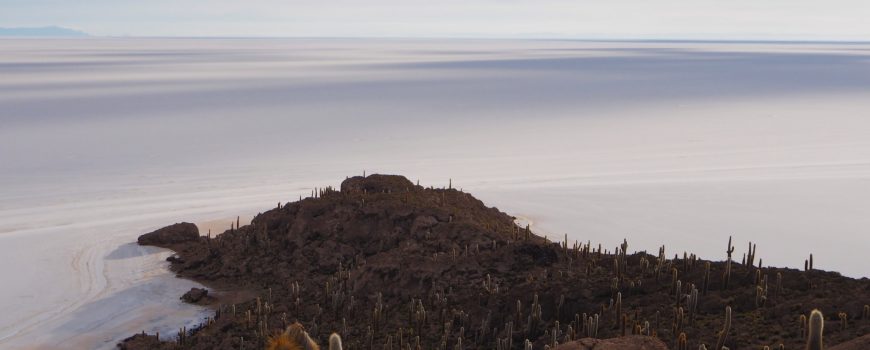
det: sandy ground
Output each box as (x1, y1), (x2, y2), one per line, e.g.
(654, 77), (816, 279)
(1, 38), (870, 348)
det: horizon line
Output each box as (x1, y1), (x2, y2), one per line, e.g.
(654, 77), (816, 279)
(4, 34), (870, 44)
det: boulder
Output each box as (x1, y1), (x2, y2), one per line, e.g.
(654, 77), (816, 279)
(553, 336), (668, 350)
(180, 287), (210, 304)
(137, 222), (199, 246)
(117, 333), (168, 350)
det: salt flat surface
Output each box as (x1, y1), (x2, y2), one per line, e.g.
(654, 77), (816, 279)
(2, 38), (870, 348)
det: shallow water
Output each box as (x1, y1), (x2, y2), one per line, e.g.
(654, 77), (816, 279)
(2, 38), (870, 348)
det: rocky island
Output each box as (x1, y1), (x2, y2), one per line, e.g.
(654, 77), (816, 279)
(121, 174), (870, 350)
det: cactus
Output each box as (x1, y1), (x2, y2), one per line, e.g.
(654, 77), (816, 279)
(715, 306), (732, 350)
(775, 272), (783, 299)
(615, 292), (622, 325)
(675, 280), (682, 305)
(267, 323), (320, 350)
(756, 285), (767, 309)
(687, 285), (699, 325)
(702, 262), (711, 295)
(838, 312), (847, 330)
(673, 306), (684, 336)
(677, 332), (688, 350)
(863, 305), (869, 321)
(329, 333), (342, 350)
(806, 309), (824, 350)
(722, 257), (732, 290)
(800, 314), (808, 340)
(747, 242), (756, 267)
(754, 269), (762, 286)
(726, 236), (734, 259)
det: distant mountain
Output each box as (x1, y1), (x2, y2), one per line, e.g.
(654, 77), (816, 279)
(0, 26), (89, 37)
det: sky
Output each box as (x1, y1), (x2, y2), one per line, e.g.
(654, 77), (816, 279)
(2, 0), (870, 40)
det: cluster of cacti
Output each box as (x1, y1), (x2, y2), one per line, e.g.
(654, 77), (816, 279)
(482, 273), (499, 294)
(582, 313), (600, 338)
(838, 312), (848, 331)
(176, 326), (188, 345)
(653, 245), (667, 282)
(746, 242), (757, 267)
(615, 239), (628, 280)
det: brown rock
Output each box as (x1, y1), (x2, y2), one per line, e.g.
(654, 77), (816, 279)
(137, 222), (199, 246)
(117, 333), (172, 350)
(180, 287), (210, 304)
(553, 336), (668, 350)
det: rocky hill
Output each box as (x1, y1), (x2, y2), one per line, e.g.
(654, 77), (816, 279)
(121, 174), (870, 349)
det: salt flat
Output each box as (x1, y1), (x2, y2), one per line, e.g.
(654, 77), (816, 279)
(1, 38), (870, 348)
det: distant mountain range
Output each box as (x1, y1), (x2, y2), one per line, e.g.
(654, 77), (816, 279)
(0, 26), (89, 37)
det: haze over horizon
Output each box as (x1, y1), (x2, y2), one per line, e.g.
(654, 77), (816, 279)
(3, 0), (870, 40)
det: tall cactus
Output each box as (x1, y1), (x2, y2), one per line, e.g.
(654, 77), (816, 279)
(329, 333), (343, 350)
(677, 332), (688, 350)
(702, 262), (711, 295)
(806, 309), (824, 350)
(715, 306), (732, 350)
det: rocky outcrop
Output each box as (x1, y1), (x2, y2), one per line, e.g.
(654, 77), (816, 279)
(137, 222), (200, 247)
(554, 336), (668, 350)
(180, 288), (212, 304)
(339, 174), (415, 193)
(118, 333), (171, 350)
(119, 174), (870, 350)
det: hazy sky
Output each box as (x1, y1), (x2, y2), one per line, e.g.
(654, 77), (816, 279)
(2, 0), (870, 40)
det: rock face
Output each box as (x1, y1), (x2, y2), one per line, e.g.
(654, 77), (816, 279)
(137, 222), (200, 246)
(554, 336), (668, 350)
